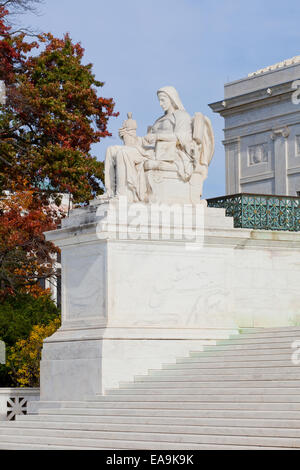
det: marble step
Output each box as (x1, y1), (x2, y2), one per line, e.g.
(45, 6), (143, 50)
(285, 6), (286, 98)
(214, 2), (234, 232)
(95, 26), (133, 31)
(240, 327), (300, 334)
(0, 433), (202, 450)
(151, 366), (300, 375)
(88, 394), (300, 403)
(189, 349), (294, 358)
(135, 372), (300, 381)
(164, 360), (296, 369)
(16, 413), (300, 429)
(218, 336), (300, 345)
(106, 387), (300, 396)
(38, 401), (300, 411)
(38, 407), (300, 419)
(3, 327), (300, 450)
(0, 436), (286, 450)
(119, 379), (300, 388)
(201, 342), (300, 351)
(182, 353), (295, 362)
(228, 329), (300, 340)
(5, 420), (300, 439)
(0, 443), (91, 450)
(0, 426), (299, 448)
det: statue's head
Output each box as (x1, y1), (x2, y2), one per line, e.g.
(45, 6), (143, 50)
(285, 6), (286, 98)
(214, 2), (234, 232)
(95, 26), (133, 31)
(157, 86), (185, 113)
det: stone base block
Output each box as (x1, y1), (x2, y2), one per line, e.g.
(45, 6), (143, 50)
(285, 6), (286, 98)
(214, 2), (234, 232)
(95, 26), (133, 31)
(40, 327), (238, 401)
(39, 202), (300, 403)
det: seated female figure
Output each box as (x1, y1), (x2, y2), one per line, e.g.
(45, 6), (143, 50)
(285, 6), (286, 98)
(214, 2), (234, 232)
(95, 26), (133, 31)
(102, 86), (211, 203)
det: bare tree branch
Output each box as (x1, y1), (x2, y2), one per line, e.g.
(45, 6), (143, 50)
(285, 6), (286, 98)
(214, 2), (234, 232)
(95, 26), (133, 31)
(0, 0), (43, 14)
(0, 0), (44, 35)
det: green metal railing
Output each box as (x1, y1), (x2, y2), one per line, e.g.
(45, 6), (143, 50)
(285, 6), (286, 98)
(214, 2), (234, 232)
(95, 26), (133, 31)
(207, 193), (300, 232)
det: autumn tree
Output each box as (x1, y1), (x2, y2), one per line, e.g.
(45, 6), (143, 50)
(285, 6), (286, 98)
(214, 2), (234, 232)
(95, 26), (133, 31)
(0, 189), (61, 298)
(0, 5), (118, 203)
(0, 3), (118, 385)
(0, 5), (117, 295)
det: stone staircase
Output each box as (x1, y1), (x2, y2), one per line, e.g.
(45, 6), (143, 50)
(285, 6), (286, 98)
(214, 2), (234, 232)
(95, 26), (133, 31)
(1, 327), (300, 449)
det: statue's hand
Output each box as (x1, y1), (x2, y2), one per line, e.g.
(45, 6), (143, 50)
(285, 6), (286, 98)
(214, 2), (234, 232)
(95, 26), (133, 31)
(119, 127), (127, 138)
(144, 133), (157, 145)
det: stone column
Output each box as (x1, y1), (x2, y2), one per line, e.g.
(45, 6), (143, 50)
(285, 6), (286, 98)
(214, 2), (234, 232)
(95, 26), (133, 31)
(224, 137), (241, 195)
(271, 127), (290, 195)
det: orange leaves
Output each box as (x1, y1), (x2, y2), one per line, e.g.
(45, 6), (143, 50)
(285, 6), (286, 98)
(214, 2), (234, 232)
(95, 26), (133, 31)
(0, 190), (60, 298)
(0, 8), (119, 298)
(24, 284), (51, 299)
(0, 25), (118, 202)
(0, 7), (38, 84)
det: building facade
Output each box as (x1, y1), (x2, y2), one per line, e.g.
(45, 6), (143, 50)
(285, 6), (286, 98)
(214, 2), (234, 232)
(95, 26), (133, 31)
(210, 56), (300, 196)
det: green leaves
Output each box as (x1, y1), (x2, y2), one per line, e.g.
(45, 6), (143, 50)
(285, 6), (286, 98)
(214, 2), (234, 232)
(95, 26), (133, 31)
(0, 292), (60, 387)
(0, 293), (59, 347)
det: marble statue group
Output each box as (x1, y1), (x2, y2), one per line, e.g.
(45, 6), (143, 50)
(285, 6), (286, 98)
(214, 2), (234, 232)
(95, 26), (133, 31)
(101, 86), (215, 205)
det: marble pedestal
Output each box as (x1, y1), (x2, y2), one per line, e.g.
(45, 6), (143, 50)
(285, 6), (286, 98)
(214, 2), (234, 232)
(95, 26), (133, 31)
(145, 168), (207, 205)
(40, 199), (300, 402)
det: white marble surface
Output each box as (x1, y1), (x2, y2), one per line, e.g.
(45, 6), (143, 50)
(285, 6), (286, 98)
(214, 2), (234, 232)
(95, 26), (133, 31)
(39, 202), (300, 400)
(0, 389), (39, 421)
(62, 243), (106, 323)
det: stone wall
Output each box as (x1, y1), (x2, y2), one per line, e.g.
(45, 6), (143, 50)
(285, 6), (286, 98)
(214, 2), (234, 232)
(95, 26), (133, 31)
(210, 60), (300, 196)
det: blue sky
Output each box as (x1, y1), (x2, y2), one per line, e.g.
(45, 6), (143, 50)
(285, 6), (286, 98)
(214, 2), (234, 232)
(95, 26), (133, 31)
(20, 0), (300, 197)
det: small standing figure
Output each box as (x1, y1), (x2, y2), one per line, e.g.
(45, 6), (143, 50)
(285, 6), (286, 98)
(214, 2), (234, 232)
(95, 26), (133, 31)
(119, 112), (139, 147)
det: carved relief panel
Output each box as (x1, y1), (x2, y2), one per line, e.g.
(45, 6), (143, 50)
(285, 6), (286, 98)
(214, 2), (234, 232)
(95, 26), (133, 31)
(248, 143), (269, 166)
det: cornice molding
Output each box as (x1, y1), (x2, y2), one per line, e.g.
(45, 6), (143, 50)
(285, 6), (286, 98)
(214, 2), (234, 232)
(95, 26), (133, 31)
(209, 81), (297, 116)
